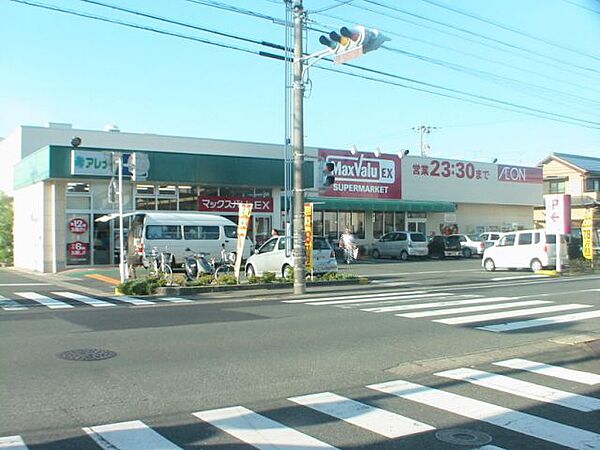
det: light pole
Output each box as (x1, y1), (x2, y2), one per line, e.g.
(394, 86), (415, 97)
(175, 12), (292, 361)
(112, 153), (126, 283)
(292, 0), (306, 294)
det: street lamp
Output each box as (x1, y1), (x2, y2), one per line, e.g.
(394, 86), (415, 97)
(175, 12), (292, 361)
(374, 147), (382, 158)
(398, 149), (410, 158)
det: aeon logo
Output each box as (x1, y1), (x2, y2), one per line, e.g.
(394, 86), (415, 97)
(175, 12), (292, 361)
(497, 165), (542, 183)
(328, 154), (395, 184)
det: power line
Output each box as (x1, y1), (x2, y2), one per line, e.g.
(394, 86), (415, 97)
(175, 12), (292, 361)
(358, 0), (600, 76)
(560, 0), (600, 15)
(418, 0), (600, 62)
(8, 0), (599, 130)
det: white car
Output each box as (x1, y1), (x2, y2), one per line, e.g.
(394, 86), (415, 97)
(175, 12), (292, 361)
(479, 232), (505, 249)
(482, 229), (568, 272)
(245, 236), (338, 278)
(447, 234), (485, 258)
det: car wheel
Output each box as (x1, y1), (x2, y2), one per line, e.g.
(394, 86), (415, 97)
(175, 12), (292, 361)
(282, 264), (293, 279)
(483, 258), (496, 272)
(400, 251), (409, 261)
(372, 249), (381, 259)
(463, 248), (472, 258)
(530, 258), (543, 272)
(245, 264), (256, 278)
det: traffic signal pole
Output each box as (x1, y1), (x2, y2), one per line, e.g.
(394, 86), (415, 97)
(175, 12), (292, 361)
(292, 0), (306, 294)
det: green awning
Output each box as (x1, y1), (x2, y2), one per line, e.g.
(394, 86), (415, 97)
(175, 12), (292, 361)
(305, 197), (456, 212)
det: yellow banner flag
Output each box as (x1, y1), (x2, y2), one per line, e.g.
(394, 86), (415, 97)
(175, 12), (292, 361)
(234, 203), (253, 280)
(582, 209), (593, 260)
(304, 203), (314, 272)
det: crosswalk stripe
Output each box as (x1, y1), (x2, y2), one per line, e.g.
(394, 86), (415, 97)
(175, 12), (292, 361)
(308, 292), (454, 306)
(288, 391), (435, 438)
(161, 297), (193, 303)
(0, 435), (28, 449)
(193, 405), (338, 449)
(110, 296), (156, 306)
(362, 296), (514, 313)
(52, 292), (115, 307)
(476, 446), (506, 450)
(0, 295), (28, 311)
(435, 304), (593, 325)
(435, 368), (600, 412)
(491, 275), (548, 281)
(478, 310), (600, 332)
(283, 290), (427, 303)
(367, 379), (600, 450)
(398, 300), (552, 318)
(83, 420), (182, 449)
(15, 292), (74, 309)
(493, 359), (600, 385)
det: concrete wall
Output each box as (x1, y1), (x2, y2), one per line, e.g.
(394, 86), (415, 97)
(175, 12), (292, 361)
(13, 182), (45, 272)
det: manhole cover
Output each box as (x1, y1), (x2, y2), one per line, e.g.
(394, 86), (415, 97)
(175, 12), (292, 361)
(56, 349), (117, 361)
(435, 428), (492, 446)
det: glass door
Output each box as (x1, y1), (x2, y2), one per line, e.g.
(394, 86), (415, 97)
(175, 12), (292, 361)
(93, 214), (111, 264)
(408, 220), (427, 234)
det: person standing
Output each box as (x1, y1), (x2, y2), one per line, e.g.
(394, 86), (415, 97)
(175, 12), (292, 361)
(339, 228), (358, 264)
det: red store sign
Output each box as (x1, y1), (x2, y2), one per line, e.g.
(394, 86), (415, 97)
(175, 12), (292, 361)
(319, 149), (402, 199)
(198, 196), (273, 213)
(67, 241), (89, 258)
(68, 218), (89, 234)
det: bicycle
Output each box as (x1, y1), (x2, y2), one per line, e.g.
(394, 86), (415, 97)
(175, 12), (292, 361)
(213, 247), (237, 280)
(147, 246), (174, 285)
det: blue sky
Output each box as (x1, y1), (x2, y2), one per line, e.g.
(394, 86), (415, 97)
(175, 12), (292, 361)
(1, 0), (599, 167)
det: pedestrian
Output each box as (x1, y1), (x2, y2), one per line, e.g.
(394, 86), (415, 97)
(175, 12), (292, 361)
(339, 227), (358, 264)
(272, 228), (279, 237)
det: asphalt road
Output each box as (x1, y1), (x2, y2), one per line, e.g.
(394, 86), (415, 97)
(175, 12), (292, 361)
(1, 262), (599, 449)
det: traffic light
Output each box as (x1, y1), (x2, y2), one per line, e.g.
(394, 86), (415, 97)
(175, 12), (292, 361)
(319, 25), (389, 64)
(322, 161), (335, 187)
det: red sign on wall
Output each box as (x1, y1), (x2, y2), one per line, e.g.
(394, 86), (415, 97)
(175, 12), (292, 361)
(68, 218), (89, 234)
(67, 241), (89, 258)
(198, 196), (273, 213)
(319, 149), (402, 199)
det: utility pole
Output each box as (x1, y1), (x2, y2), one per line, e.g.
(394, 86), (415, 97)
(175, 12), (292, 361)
(292, 0), (306, 294)
(412, 125), (438, 156)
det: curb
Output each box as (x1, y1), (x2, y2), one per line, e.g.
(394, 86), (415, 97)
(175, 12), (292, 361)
(153, 277), (367, 296)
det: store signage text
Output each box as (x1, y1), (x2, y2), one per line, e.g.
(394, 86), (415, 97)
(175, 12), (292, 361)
(497, 165), (543, 184)
(67, 241), (89, 258)
(68, 218), (88, 234)
(71, 150), (139, 177)
(412, 160), (490, 180)
(319, 149), (401, 199)
(198, 196), (273, 213)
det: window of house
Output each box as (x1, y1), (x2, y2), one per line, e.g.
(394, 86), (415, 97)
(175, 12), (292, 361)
(544, 179), (566, 194)
(584, 177), (600, 192)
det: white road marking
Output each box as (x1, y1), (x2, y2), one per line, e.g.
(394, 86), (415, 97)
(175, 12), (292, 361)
(490, 275), (549, 281)
(0, 435), (28, 449)
(398, 300), (552, 318)
(368, 379), (600, 450)
(193, 405), (338, 449)
(370, 280), (417, 286)
(435, 368), (600, 412)
(288, 391), (434, 438)
(110, 296), (156, 306)
(284, 290), (427, 303)
(161, 297), (193, 303)
(435, 304), (593, 325)
(493, 359), (600, 385)
(83, 420), (182, 449)
(0, 295), (28, 311)
(15, 292), (73, 309)
(362, 296), (514, 313)
(479, 310), (600, 332)
(52, 292), (115, 307)
(307, 292), (455, 306)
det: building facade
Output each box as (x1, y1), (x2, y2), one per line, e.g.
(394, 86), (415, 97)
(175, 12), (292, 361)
(1, 123), (542, 273)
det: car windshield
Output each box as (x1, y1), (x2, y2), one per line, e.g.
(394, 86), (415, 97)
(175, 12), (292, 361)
(468, 234), (482, 241)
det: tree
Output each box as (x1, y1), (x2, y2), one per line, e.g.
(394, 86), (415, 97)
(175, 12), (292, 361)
(0, 192), (14, 265)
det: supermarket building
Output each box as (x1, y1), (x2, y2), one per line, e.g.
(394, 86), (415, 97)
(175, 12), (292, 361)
(0, 123), (542, 273)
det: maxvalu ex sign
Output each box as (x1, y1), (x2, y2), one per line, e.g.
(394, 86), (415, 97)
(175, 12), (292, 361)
(319, 149), (401, 199)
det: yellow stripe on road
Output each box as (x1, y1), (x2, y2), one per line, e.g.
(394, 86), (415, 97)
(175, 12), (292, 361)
(85, 274), (121, 285)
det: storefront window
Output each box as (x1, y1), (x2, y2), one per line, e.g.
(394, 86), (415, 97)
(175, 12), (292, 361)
(323, 211), (338, 241)
(136, 184), (155, 195)
(220, 187), (253, 197)
(66, 213), (91, 265)
(67, 183), (90, 193)
(352, 212), (365, 239)
(158, 185), (177, 196)
(394, 212), (406, 231)
(254, 188), (271, 198)
(384, 212), (395, 234)
(178, 186), (197, 210)
(373, 212), (384, 239)
(136, 197), (156, 210)
(338, 211), (352, 233)
(197, 186), (219, 196)
(313, 211), (323, 237)
(157, 197), (177, 210)
(67, 196), (91, 210)
(408, 212), (427, 218)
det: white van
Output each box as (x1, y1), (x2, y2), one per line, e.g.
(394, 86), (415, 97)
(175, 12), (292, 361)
(482, 229), (568, 272)
(127, 212), (253, 268)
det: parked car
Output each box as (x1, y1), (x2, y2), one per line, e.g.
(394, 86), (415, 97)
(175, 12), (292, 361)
(479, 232), (504, 249)
(371, 231), (428, 260)
(447, 234), (486, 258)
(482, 229), (568, 272)
(427, 235), (463, 258)
(245, 236), (337, 278)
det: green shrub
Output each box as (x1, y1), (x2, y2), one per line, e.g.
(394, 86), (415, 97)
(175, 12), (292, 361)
(261, 271), (277, 284)
(317, 272), (358, 281)
(247, 275), (260, 284)
(117, 278), (152, 295)
(215, 274), (238, 285)
(185, 274), (214, 286)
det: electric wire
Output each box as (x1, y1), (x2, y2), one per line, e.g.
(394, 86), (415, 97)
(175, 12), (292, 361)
(8, 0), (599, 130)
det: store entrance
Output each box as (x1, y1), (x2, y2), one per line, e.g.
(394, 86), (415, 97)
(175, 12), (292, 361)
(93, 214), (111, 265)
(407, 220), (426, 234)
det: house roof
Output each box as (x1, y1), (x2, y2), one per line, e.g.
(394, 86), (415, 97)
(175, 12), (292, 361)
(538, 152), (600, 174)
